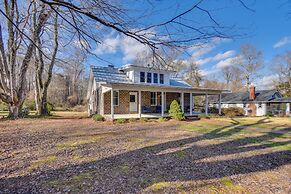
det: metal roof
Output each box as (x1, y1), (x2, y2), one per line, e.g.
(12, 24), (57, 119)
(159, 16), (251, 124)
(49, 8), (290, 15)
(92, 66), (131, 84)
(209, 89), (284, 103)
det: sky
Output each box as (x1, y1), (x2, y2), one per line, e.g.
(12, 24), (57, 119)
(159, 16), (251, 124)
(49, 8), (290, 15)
(85, 0), (291, 89)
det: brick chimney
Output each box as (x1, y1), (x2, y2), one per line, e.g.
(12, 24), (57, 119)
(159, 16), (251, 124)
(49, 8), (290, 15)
(249, 85), (256, 100)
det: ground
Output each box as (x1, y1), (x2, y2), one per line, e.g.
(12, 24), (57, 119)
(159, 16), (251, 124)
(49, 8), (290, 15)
(0, 114), (290, 193)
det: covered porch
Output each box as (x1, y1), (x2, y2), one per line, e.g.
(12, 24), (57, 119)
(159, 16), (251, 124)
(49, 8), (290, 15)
(100, 83), (225, 120)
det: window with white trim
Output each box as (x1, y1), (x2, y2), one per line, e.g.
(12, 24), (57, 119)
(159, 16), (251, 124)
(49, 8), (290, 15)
(147, 72), (152, 83)
(153, 73), (158, 83)
(113, 91), (119, 106)
(159, 74), (164, 84)
(150, 92), (157, 106)
(140, 72), (145, 83)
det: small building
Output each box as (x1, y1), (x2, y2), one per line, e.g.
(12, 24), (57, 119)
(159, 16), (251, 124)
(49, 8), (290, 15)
(210, 86), (291, 116)
(87, 64), (227, 120)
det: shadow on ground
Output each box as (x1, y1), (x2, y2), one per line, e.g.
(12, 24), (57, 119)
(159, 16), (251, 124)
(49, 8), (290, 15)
(1, 118), (290, 193)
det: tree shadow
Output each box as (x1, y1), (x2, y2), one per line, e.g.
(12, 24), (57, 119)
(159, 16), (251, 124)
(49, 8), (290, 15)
(1, 118), (290, 193)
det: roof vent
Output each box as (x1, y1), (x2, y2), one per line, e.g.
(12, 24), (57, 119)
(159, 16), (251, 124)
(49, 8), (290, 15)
(108, 64), (114, 68)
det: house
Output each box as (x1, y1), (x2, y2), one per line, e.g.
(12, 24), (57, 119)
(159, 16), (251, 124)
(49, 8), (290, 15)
(210, 86), (291, 116)
(87, 64), (227, 120)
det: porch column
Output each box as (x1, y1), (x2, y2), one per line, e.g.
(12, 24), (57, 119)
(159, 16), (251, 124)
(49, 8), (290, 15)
(164, 92), (167, 112)
(190, 93), (193, 115)
(205, 94), (209, 115)
(286, 102), (290, 116)
(111, 89), (114, 120)
(181, 92), (184, 113)
(138, 90), (142, 118)
(161, 91), (164, 117)
(218, 94), (222, 115)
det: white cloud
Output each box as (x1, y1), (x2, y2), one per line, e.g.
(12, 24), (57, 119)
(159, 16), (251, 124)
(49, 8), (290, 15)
(95, 36), (121, 55)
(273, 36), (291, 48)
(196, 50), (236, 66)
(215, 57), (237, 68)
(200, 68), (220, 76)
(255, 75), (278, 90)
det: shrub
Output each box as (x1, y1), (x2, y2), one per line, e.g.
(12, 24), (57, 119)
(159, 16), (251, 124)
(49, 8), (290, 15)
(23, 100), (36, 111)
(116, 118), (127, 124)
(222, 107), (245, 117)
(266, 112), (274, 117)
(20, 107), (30, 118)
(158, 117), (167, 122)
(140, 118), (149, 122)
(168, 100), (185, 121)
(198, 114), (210, 119)
(92, 114), (104, 122)
(46, 102), (54, 115)
(128, 118), (138, 122)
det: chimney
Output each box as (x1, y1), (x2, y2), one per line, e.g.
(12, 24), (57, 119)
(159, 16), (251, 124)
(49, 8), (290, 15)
(249, 85), (256, 100)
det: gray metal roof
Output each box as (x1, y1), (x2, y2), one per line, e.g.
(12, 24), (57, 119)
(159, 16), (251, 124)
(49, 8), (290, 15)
(91, 66), (193, 89)
(92, 66), (131, 84)
(269, 97), (291, 103)
(209, 89), (282, 103)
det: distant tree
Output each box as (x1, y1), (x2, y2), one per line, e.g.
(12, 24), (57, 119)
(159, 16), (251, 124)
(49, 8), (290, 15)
(183, 62), (203, 87)
(233, 44), (263, 88)
(272, 51), (291, 97)
(222, 66), (233, 88)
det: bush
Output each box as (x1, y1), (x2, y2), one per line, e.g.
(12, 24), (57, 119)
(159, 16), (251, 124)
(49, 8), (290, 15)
(222, 107), (245, 117)
(158, 117), (168, 122)
(140, 118), (149, 122)
(168, 100), (185, 121)
(198, 114), (210, 119)
(128, 118), (138, 122)
(20, 107), (30, 118)
(92, 114), (105, 121)
(23, 100), (36, 111)
(266, 112), (274, 117)
(46, 102), (54, 115)
(116, 118), (127, 124)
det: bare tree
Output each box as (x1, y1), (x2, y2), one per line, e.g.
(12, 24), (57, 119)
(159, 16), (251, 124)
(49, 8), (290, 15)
(0, 1), (51, 118)
(222, 66), (233, 88)
(233, 44), (263, 88)
(272, 51), (291, 97)
(34, 8), (59, 115)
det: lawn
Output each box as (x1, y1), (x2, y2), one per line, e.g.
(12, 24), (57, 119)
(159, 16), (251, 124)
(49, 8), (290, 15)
(0, 116), (290, 193)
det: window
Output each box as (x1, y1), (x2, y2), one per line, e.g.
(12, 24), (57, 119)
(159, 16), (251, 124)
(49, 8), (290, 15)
(153, 73), (158, 83)
(140, 72), (145, 83)
(150, 92), (157, 106)
(130, 94), (135, 102)
(113, 91), (119, 106)
(258, 102), (262, 108)
(159, 74), (164, 84)
(243, 103), (246, 108)
(147, 72), (152, 83)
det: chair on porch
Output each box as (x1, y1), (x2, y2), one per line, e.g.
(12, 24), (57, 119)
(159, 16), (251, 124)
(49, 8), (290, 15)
(155, 105), (161, 113)
(142, 106), (151, 113)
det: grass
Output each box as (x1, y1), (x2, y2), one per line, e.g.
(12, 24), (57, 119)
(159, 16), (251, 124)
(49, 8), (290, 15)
(29, 155), (57, 170)
(56, 135), (105, 149)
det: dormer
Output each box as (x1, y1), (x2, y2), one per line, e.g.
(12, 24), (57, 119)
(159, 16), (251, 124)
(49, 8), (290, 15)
(120, 64), (175, 86)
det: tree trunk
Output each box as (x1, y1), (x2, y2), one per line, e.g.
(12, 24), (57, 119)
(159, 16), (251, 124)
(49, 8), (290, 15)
(8, 104), (20, 119)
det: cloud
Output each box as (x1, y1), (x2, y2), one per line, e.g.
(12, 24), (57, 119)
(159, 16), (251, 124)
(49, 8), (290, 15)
(273, 36), (291, 48)
(200, 68), (220, 76)
(255, 75), (278, 89)
(215, 57), (237, 68)
(95, 31), (152, 62)
(196, 50), (236, 66)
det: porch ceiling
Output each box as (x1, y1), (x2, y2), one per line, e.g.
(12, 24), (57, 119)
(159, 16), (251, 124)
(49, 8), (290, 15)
(101, 82), (229, 95)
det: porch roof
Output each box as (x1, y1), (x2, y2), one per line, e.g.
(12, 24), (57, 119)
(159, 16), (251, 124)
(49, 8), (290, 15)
(101, 82), (229, 94)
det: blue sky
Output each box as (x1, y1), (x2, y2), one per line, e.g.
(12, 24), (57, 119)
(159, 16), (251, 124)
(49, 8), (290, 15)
(85, 0), (291, 88)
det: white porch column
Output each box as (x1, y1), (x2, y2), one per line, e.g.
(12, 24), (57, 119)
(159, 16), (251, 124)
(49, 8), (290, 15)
(164, 92), (167, 112)
(205, 94), (209, 115)
(218, 94), (222, 115)
(111, 89), (114, 120)
(286, 102), (290, 116)
(181, 92), (184, 113)
(138, 90), (142, 118)
(190, 93), (193, 115)
(161, 91), (164, 117)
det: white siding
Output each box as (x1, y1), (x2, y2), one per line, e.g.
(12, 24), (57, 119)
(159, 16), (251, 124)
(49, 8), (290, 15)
(256, 103), (267, 116)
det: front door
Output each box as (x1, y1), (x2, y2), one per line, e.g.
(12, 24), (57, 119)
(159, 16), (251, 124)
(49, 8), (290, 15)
(129, 92), (137, 112)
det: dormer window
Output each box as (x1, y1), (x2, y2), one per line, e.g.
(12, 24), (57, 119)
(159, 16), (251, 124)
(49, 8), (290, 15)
(140, 72), (145, 83)
(159, 74), (164, 84)
(153, 73), (158, 83)
(147, 72), (152, 83)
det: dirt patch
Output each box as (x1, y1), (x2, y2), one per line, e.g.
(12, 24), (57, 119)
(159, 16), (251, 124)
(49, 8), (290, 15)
(0, 117), (290, 193)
